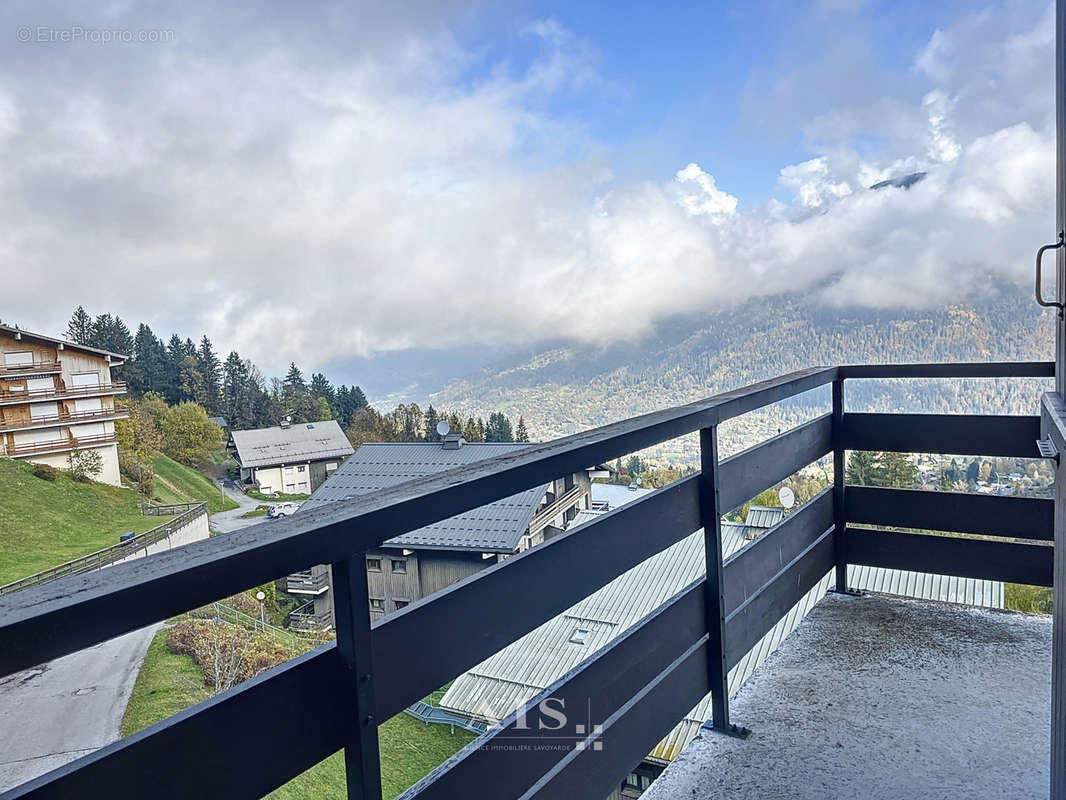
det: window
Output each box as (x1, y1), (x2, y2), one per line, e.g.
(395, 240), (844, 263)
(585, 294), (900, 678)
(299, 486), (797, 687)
(3, 352), (33, 367)
(391, 559), (407, 574)
(369, 598), (385, 611)
(285, 466), (294, 474)
(569, 628), (590, 645)
(367, 558), (382, 571)
(326, 462), (338, 472)
(71, 372), (100, 388)
(8, 382), (25, 393)
(297, 465), (306, 472)
(285, 483), (296, 492)
(394, 600), (409, 610)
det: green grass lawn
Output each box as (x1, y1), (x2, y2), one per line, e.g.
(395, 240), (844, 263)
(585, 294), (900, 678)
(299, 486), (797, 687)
(121, 629), (209, 737)
(0, 460), (175, 585)
(268, 710), (475, 799)
(241, 508), (268, 519)
(120, 626), (475, 799)
(150, 455), (238, 513)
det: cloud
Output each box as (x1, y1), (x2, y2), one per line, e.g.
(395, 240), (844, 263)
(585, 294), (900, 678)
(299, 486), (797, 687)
(0, 0), (1056, 373)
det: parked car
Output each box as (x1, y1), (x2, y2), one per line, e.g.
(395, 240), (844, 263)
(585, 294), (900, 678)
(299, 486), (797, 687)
(267, 502), (302, 518)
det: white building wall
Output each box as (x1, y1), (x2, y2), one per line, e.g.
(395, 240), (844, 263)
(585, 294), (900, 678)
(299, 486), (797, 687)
(25, 443), (121, 486)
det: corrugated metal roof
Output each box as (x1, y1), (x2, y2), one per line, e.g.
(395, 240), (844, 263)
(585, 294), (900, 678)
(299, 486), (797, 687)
(590, 482), (653, 509)
(439, 503), (1004, 761)
(229, 420), (354, 468)
(301, 442), (548, 552)
(745, 505), (784, 529)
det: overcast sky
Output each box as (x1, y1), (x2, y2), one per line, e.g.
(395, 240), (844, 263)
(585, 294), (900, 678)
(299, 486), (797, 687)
(0, 0), (1055, 375)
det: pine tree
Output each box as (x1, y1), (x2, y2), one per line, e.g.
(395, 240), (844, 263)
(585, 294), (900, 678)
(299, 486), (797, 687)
(462, 416), (481, 441)
(165, 334), (186, 404)
(424, 405), (441, 441)
(129, 324), (167, 395)
(198, 335), (222, 414)
(310, 373), (335, 406)
(66, 306), (92, 344)
(351, 386), (368, 409)
(486, 412), (514, 442)
(515, 416), (529, 442)
(179, 355), (206, 405)
(222, 351), (250, 428)
(88, 313), (134, 356)
(879, 452), (918, 489)
(845, 451), (881, 486)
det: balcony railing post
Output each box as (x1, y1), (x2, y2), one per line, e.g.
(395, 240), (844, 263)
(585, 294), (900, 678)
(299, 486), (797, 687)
(330, 556), (382, 800)
(832, 377), (850, 593)
(698, 425), (733, 733)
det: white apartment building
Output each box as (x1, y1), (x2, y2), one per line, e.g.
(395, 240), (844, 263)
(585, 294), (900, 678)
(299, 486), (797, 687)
(0, 325), (129, 486)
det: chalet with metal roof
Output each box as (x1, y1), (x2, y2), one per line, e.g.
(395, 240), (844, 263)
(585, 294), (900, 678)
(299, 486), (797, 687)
(228, 419), (353, 495)
(287, 436), (603, 629)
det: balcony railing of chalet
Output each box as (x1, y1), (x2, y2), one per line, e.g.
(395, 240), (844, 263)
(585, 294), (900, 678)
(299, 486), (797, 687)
(0, 362), (1054, 800)
(3, 432), (120, 457)
(287, 569), (330, 594)
(526, 483), (586, 538)
(288, 602), (336, 631)
(0, 405), (129, 433)
(0, 359), (62, 375)
(0, 381), (127, 405)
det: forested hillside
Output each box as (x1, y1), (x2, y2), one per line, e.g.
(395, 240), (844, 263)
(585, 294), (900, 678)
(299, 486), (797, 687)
(431, 284), (1055, 463)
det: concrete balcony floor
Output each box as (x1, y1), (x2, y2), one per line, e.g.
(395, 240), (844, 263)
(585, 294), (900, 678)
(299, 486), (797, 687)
(644, 593), (1051, 800)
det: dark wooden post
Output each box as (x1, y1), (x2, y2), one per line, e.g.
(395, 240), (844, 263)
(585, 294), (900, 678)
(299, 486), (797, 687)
(832, 378), (849, 593)
(331, 557), (382, 800)
(699, 425), (732, 732)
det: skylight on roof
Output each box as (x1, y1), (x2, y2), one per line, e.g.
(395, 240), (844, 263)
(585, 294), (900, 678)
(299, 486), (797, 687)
(569, 628), (589, 645)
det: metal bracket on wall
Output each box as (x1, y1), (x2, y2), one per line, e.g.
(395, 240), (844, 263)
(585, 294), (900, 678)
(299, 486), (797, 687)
(827, 586), (863, 597)
(701, 720), (752, 739)
(1037, 436), (1060, 464)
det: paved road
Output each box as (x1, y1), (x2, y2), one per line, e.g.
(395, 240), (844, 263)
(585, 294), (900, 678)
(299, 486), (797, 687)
(0, 624), (159, 791)
(209, 481), (271, 534)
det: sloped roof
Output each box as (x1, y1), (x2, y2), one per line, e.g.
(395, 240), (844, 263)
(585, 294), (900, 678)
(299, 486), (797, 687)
(745, 505), (784, 529)
(439, 501), (1004, 761)
(590, 482), (653, 509)
(229, 420), (353, 468)
(0, 324), (128, 362)
(300, 442), (548, 552)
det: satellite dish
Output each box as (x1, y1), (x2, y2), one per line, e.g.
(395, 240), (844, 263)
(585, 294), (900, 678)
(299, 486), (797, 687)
(778, 486), (796, 509)
(436, 420), (450, 437)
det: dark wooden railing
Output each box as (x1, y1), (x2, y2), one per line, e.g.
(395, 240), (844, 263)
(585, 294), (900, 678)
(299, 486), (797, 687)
(0, 362), (1054, 800)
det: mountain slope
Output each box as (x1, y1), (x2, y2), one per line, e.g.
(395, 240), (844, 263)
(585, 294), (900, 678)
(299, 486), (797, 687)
(431, 284), (1054, 462)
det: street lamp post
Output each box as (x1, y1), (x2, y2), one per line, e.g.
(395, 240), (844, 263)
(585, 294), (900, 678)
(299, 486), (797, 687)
(256, 590), (266, 628)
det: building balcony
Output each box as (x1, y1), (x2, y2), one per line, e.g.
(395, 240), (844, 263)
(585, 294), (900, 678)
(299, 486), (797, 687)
(0, 361), (1057, 799)
(288, 603), (334, 631)
(0, 381), (127, 407)
(286, 569), (330, 595)
(0, 359), (61, 376)
(642, 592), (1050, 799)
(3, 432), (119, 458)
(0, 406), (129, 433)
